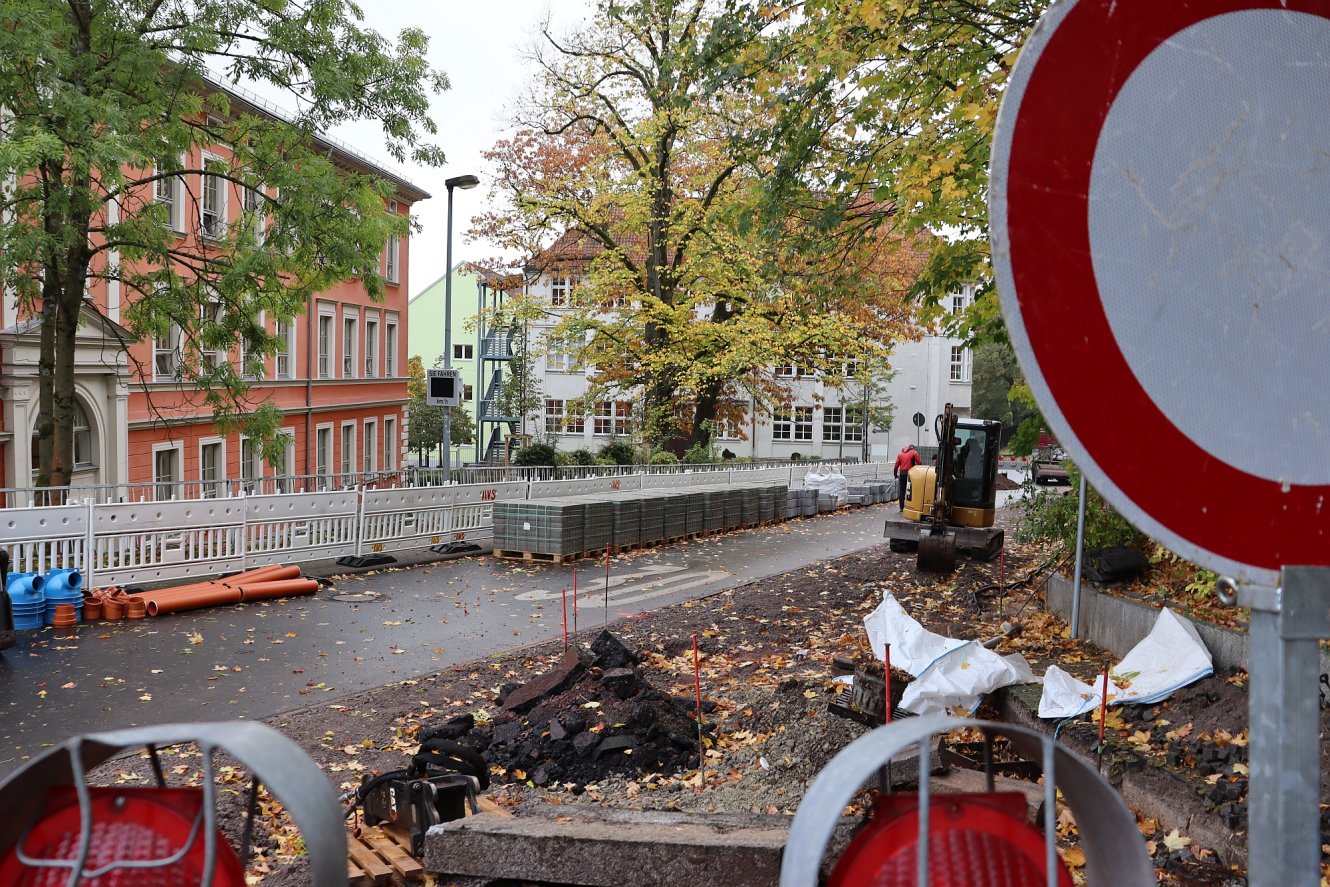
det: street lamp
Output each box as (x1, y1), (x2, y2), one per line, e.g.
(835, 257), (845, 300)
(442, 174), (479, 483)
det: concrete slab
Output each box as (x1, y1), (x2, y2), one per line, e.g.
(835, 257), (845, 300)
(425, 809), (793, 887)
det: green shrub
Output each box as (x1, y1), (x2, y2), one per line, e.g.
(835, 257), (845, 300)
(650, 450), (680, 465)
(568, 448), (597, 466)
(683, 440), (717, 464)
(1015, 466), (1144, 551)
(553, 450), (574, 467)
(598, 438), (637, 465)
(512, 442), (558, 467)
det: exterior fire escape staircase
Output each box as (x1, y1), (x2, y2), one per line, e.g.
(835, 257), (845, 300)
(477, 324), (519, 465)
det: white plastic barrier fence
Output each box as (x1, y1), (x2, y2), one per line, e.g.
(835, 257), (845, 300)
(0, 463), (891, 587)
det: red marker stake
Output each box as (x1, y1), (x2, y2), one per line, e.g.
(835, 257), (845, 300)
(572, 566), (579, 638)
(693, 634), (704, 786)
(1097, 664), (1111, 771)
(561, 588), (568, 652)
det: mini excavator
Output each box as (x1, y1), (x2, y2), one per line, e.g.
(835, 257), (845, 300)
(884, 403), (1004, 571)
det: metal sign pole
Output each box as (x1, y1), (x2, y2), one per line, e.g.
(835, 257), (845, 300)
(1244, 567), (1330, 885)
(1069, 473), (1087, 638)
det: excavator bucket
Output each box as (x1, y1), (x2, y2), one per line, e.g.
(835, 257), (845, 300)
(917, 529), (958, 573)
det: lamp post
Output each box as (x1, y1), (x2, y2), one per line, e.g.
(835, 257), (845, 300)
(443, 174), (479, 483)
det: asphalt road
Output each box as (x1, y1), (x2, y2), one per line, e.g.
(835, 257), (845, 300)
(0, 500), (898, 777)
(0, 479), (1031, 778)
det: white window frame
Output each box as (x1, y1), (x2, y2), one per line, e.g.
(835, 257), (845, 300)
(198, 437), (226, 499)
(613, 401), (632, 436)
(544, 398), (565, 434)
(274, 430), (295, 493)
(239, 434), (265, 494)
(317, 311), (334, 379)
(365, 314), (379, 377)
(823, 406), (843, 442)
(200, 300), (226, 371)
(315, 424), (334, 490)
(776, 362), (803, 378)
(243, 178), (265, 244)
(199, 151), (227, 240)
(772, 408), (793, 441)
(792, 406), (814, 442)
(342, 313), (358, 378)
(240, 310), (263, 380)
(950, 346), (972, 382)
(383, 416), (397, 471)
(154, 159), (185, 232)
(154, 323), (182, 380)
(384, 234), (400, 284)
(340, 421), (356, 482)
(275, 318), (295, 380)
(152, 441), (183, 501)
(843, 406), (865, 443)
(384, 317), (398, 377)
(593, 401), (613, 436)
(452, 343), (474, 361)
(363, 419), (377, 474)
(550, 276), (571, 308)
(546, 348), (574, 373)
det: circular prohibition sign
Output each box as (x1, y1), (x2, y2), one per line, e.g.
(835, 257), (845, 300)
(991, 0), (1330, 585)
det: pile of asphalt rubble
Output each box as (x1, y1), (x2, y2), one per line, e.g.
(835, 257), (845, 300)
(456, 631), (714, 789)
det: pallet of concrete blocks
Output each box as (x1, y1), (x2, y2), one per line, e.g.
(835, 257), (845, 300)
(877, 482), (892, 503)
(612, 497), (642, 549)
(700, 487), (728, 532)
(817, 491), (839, 513)
(847, 485), (871, 506)
(786, 488), (802, 520)
(723, 487), (745, 530)
(660, 489), (690, 540)
(494, 498), (587, 561)
(759, 485), (786, 524)
(798, 488), (818, 517)
(578, 496), (617, 554)
(681, 489), (706, 536)
(638, 492), (666, 546)
(740, 486), (762, 528)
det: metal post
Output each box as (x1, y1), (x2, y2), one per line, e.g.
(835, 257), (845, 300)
(1069, 473), (1087, 637)
(1247, 567), (1330, 885)
(442, 188), (456, 485)
(83, 498), (95, 593)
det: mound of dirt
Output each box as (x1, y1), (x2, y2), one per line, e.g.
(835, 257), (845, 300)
(464, 630), (712, 788)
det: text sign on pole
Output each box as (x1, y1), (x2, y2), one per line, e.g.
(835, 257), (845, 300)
(991, 0), (1330, 586)
(426, 368), (462, 407)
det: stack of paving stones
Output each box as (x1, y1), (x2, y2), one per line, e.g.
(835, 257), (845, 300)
(611, 498), (641, 550)
(494, 483), (797, 561)
(786, 488), (802, 519)
(847, 485), (871, 506)
(494, 497), (587, 557)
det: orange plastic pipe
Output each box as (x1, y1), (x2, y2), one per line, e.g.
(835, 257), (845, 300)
(143, 585), (243, 616)
(237, 578), (320, 602)
(220, 565), (301, 586)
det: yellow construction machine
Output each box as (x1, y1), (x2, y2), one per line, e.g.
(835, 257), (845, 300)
(884, 403), (1004, 571)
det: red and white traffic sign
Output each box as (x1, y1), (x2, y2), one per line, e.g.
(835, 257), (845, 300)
(991, 0), (1330, 585)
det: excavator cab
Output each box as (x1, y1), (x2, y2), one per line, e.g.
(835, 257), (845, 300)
(887, 408), (1005, 569)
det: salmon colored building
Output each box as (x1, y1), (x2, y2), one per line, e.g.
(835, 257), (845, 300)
(0, 87), (429, 501)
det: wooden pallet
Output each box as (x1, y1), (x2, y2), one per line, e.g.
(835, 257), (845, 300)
(494, 548), (584, 564)
(346, 799), (514, 885)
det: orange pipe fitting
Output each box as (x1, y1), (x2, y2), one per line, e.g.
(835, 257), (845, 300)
(236, 578), (320, 602)
(142, 585), (243, 616)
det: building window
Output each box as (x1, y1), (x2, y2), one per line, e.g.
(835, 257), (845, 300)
(463, 384), (473, 402)
(155, 162), (183, 231)
(317, 314), (333, 378)
(844, 406), (865, 443)
(384, 234), (400, 283)
(951, 290), (968, 314)
(200, 156), (226, 239)
(453, 343), (474, 361)
(153, 445), (180, 501)
(614, 401), (632, 435)
(274, 432), (294, 493)
(545, 399), (565, 434)
(275, 320), (294, 379)
(823, 406), (842, 442)
(243, 182), (265, 243)
(775, 406), (813, 441)
(365, 319), (379, 377)
(593, 401), (613, 436)
(564, 405), (585, 434)
(841, 357), (860, 378)
(342, 316), (357, 378)
(383, 417), (397, 471)
(200, 302), (225, 370)
(240, 436), (263, 494)
(547, 349), (574, 373)
(776, 363), (804, 378)
(551, 277), (571, 307)
(340, 423), (355, 481)
(950, 346), (972, 382)
(154, 324), (182, 379)
(385, 321), (398, 376)
(316, 426), (333, 489)
(363, 420), (377, 474)
(200, 439), (224, 499)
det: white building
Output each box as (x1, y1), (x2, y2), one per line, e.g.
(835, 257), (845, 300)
(521, 259), (974, 460)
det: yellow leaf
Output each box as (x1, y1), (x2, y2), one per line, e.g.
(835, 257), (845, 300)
(1162, 829), (1191, 852)
(1060, 848), (1086, 869)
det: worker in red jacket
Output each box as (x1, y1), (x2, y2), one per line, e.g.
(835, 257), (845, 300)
(894, 445), (922, 511)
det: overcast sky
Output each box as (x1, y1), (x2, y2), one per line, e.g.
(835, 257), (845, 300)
(324, 1), (595, 293)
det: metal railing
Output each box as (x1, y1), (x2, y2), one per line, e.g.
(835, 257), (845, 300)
(0, 462), (891, 589)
